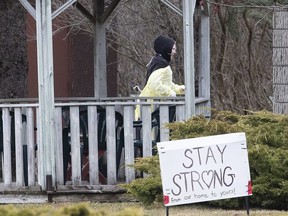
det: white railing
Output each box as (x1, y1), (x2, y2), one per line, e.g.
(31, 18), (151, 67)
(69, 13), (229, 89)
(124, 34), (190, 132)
(0, 97), (210, 190)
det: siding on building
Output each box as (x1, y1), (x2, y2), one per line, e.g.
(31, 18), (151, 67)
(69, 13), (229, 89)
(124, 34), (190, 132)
(26, 14), (117, 98)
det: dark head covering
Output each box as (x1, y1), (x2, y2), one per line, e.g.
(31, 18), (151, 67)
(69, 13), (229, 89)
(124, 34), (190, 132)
(145, 35), (175, 83)
(153, 35), (175, 63)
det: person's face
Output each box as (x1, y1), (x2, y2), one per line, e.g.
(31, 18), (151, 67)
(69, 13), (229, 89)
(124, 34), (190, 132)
(171, 43), (177, 59)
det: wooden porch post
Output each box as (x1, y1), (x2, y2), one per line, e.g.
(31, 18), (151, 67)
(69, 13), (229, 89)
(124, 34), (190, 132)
(20, 0), (79, 190)
(94, 0), (107, 99)
(183, 0), (196, 119)
(198, 3), (211, 117)
(35, 0), (56, 189)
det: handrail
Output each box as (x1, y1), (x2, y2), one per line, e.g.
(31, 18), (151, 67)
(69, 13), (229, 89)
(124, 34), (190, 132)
(0, 96), (209, 105)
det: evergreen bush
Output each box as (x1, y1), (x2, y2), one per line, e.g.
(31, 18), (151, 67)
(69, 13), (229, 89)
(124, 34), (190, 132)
(0, 203), (143, 216)
(121, 110), (288, 210)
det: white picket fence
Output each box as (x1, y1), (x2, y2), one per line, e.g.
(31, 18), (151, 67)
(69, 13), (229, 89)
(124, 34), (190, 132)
(0, 97), (210, 190)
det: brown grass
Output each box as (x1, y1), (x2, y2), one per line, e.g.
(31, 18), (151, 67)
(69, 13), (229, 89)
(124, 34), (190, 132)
(12, 202), (288, 216)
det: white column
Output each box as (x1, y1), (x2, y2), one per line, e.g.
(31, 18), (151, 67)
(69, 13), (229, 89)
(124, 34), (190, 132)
(183, 0), (196, 119)
(199, 10), (211, 117)
(94, 0), (107, 99)
(36, 0), (55, 189)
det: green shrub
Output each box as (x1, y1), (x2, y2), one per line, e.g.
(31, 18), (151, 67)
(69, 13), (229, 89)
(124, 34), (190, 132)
(120, 157), (162, 205)
(0, 203), (143, 216)
(121, 110), (288, 210)
(57, 203), (92, 216)
(0, 205), (51, 216)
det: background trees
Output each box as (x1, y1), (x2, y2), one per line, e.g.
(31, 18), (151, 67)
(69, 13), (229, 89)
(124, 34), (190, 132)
(3, 0), (283, 112)
(0, 1), (28, 98)
(210, 0), (274, 112)
(55, 0), (278, 113)
(53, 0), (184, 97)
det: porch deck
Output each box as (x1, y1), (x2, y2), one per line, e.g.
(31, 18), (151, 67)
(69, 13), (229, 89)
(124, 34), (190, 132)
(0, 97), (209, 202)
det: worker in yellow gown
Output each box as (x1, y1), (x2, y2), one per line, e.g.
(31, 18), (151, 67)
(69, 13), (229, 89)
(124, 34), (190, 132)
(135, 35), (185, 120)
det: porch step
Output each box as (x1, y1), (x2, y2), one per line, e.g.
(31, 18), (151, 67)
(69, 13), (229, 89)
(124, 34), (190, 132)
(47, 185), (130, 203)
(0, 194), (48, 204)
(0, 187), (47, 203)
(0, 184), (132, 203)
(47, 191), (130, 203)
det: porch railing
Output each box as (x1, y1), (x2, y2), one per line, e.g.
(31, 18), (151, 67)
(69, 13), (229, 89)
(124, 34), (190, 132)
(0, 97), (209, 190)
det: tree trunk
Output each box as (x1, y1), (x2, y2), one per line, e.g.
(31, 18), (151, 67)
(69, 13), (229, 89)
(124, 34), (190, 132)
(0, 1), (28, 98)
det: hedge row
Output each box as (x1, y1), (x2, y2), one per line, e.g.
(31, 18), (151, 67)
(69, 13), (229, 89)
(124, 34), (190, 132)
(121, 110), (288, 210)
(0, 203), (143, 216)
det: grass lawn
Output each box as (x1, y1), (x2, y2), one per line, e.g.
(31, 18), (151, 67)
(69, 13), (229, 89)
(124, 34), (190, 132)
(9, 202), (288, 216)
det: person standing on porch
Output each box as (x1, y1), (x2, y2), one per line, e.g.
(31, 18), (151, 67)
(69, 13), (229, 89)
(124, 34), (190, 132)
(135, 35), (185, 120)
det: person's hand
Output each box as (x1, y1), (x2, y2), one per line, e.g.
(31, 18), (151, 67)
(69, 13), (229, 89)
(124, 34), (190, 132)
(179, 85), (185, 93)
(170, 91), (176, 97)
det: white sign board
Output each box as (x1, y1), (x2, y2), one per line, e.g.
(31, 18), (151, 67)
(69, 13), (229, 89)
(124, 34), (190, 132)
(157, 133), (252, 206)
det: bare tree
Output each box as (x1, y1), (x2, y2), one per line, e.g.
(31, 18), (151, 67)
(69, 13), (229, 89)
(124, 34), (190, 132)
(106, 0), (184, 96)
(53, 0), (278, 112)
(52, 0), (184, 96)
(210, 0), (274, 112)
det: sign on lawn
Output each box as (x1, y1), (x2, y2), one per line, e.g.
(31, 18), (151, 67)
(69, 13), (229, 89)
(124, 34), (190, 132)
(157, 132), (252, 206)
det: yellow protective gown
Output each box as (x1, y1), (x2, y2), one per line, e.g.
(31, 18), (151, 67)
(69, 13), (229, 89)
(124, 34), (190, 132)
(135, 66), (185, 120)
